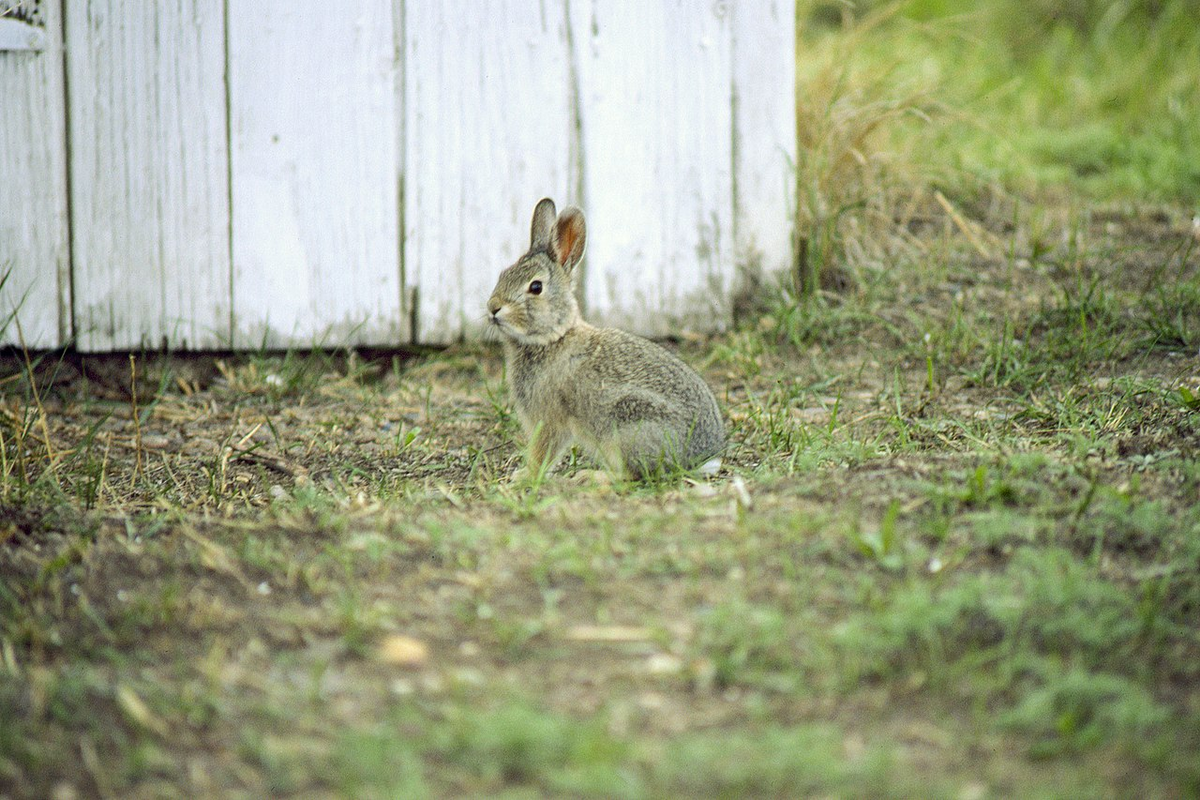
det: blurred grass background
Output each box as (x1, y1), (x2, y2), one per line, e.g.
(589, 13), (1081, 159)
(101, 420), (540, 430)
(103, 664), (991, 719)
(793, 0), (1200, 288)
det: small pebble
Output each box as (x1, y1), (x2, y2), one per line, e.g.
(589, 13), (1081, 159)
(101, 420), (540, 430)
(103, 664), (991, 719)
(645, 653), (683, 675)
(377, 635), (430, 667)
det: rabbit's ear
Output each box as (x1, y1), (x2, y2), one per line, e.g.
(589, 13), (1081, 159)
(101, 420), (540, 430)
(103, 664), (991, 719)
(530, 198), (558, 248)
(552, 207), (587, 274)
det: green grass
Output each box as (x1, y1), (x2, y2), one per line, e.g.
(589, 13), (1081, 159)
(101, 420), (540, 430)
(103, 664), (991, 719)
(792, 0), (1200, 290)
(5, 273), (1198, 798)
(836, 0), (1200, 203)
(2, 2), (1200, 797)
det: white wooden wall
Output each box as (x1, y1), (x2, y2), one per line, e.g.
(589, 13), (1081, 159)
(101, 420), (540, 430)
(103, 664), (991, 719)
(66, 0), (231, 351)
(404, 1), (575, 345)
(0, 0), (69, 349)
(0, 1), (795, 351)
(228, 1), (404, 348)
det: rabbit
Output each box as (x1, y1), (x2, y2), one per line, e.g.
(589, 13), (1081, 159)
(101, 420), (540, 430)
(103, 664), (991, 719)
(486, 197), (725, 479)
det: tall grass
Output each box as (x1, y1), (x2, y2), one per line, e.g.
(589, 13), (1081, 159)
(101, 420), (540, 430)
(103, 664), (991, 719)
(911, 0), (1200, 201)
(793, 3), (934, 296)
(792, 0), (1200, 290)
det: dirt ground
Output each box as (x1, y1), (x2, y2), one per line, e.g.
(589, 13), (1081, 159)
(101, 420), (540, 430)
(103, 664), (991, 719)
(2, 205), (1199, 797)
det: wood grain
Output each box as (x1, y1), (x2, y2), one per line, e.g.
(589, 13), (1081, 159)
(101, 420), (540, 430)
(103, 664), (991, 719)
(228, 0), (403, 348)
(67, 0), (230, 351)
(403, 0), (574, 344)
(569, 0), (736, 336)
(0, 0), (69, 347)
(3, 1), (796, 349)
(732, 0), (797, 279)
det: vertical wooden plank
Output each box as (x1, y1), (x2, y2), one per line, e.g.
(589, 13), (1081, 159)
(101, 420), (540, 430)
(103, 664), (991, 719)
(404, 1), (573, 344)
(0, 0), (69, 348)
(228, 1), (402, 348)
(67, 1), (231, 351)
(732, 0), (796, 278)
(0, 12), (48, 51)
(568, 0), (735, 337)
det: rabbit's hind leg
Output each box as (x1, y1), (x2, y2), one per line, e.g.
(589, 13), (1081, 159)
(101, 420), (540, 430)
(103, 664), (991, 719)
(526, 422), (571, 477)
(612, 422), (688, 480)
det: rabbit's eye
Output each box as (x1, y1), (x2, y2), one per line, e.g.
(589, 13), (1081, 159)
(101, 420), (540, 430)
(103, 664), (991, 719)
(528, 280), (543, 295)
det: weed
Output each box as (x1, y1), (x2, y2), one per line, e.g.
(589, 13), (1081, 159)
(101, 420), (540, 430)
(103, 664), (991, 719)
(849, 498), (905, 569)
(656, 724), (898, 797)
(794, 1), (933, 293)
(334, 722), (429, 798)
(434, 699), (636, 797)
(690, 598), (798, 691)
(1000, 663), (1170, 758)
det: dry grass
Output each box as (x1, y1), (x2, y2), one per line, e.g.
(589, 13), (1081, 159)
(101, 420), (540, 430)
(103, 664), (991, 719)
(3, 3), (1200, 795)
(2, 205), (1199, 797)
(793, 1), (938, 295)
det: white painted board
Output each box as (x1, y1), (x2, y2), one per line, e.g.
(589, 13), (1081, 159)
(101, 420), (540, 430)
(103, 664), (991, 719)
(403, 1), (574, 344)
(732, 0), (797, 277)
(67, 1), (231, 351)
(568, 0), (736, 337)
(0, 17), (47, 50)
(0, 0), (68, 348)
(228, 0), (403, 349)
(1, 1), (794, 350)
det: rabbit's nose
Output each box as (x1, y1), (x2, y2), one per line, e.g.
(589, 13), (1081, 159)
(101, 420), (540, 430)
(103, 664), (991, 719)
(487, 297), (502, 316)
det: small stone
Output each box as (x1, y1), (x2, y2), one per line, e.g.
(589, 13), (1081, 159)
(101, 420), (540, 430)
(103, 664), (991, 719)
(645, 653), (683, 675)
(452, 667), (485, 686)
(959, 782), (988, 800)
(50, 783), (78, 800)
(730, 476), (752, 510)
(377, 635), (429, 667)
(637, 691), (666, 710)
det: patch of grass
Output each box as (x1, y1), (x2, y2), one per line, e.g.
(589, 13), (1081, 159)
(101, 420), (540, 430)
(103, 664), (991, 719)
(793, 2), (934, 295)
(1142, 244), (1200, 350)
(438, 700), (636, 796)
(3, 12), (1200, 792)
(1000, 662), (1170, 759)
(791, 0), (1200, 313)
(832, 541), (1198, 781)
(690, 598), (799, 691)
(334, 722), (429, 798)
(332, 697), (640, 798)
(654, 724), (899, 797)
(849, 0), (1200, 203)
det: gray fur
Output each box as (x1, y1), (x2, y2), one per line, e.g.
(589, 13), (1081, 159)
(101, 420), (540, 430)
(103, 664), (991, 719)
(487, 198), (725, 479)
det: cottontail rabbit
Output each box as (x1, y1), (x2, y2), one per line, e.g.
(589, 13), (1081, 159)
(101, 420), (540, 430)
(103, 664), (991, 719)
(487, 198), (725, 479)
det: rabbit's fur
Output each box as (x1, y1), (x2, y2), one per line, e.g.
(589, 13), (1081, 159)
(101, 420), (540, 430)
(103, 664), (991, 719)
(487, 198), (725, 479)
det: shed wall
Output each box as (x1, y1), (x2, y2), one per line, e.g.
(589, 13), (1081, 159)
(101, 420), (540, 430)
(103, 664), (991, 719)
(0, 1), (796, 351)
